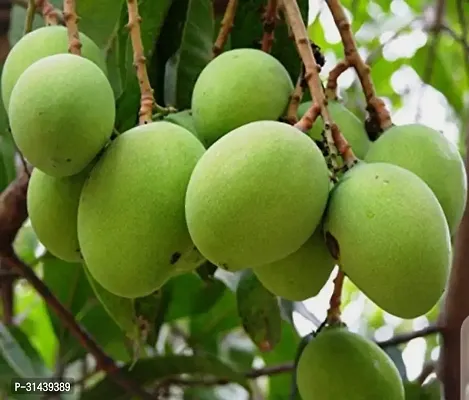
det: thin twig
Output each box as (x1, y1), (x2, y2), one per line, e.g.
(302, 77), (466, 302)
(23, 0), (36, 35)
(378, 324), (440, 348)
(325, 60), (349, 100)
(294, 102), (320, 133)
(325, 0), (392, 134)
(126, 0), (154, 124)
(0, 254), (156, 400)
(213, 0), (238, 57)
(35, 0), (61, 26)
(261, 0), (278, 52)
(63, 0), (81, 55)
(417, 362), (436, 385)
(281, 0), (357, 168)
(285, 67), (305, 124)
(160, 362), (296, 388)
(326, 269), (345, 324)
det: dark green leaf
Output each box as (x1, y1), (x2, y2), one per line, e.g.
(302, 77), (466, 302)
(236, 270), (282, 352)
(164, 0), (215, 109)
(82, 354), (249, 399)
(76, 0), (125, 48)
(115, 0), (174, 131)
(230, 0), (308, 82)
(0, 131), (16, 192)
(383, 347), (407, 381)
(0, 324), (49, 378)
(83, 264), (139, 340)
(165, 273), (227, 321)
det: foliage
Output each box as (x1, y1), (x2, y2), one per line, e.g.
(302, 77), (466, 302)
(0, 0), (468, 399)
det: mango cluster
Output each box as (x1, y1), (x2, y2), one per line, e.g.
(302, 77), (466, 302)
(3, 26), (463, 400)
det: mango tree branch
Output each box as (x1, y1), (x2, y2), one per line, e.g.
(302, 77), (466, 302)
(14, 0), (62, 25)
(63, 0), (81, 55)
(261, 0), (278, 52)
(325, 60), (349, 100)
(126, 0), (155, 125)
(325, 0), (392, 134)
(213, 0), (238, 58)
(281, 0), (357, 168)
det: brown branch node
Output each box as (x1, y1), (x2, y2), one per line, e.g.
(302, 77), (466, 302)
(35, 0), (61, 25)
(261, 0), (278, 53)
(63, 0), (81, 55)
(325, 0), (392, 134)
(213, 0), (238, 58)
(294, 102), (320, 133)
(126, 0), (155, 125)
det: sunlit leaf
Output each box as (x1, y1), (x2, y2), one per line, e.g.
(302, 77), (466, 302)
(0, 324), (49, 378)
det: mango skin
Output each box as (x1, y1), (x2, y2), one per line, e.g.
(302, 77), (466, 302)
(297, 327), (405, 400)
(192, 49), (293, 146)
(27, 168), (89, 262)
(254, 228), (335, 301)
(9, 54), (115, 177)
(164, 110), (200, 140)
(1, 26), (106, 111)
(78, 122), (205, 299)
(324, 162), (451, 319)
(365, 123), (467, 235)
(298, 101), (370, 159)
(185, 120), (330, 271)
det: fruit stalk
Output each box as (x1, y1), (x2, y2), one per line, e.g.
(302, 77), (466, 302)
(212, 0), (238, 58)
(23, 0), (36, 35)
(325, 0), (392, 133)
(285, 67), (305, 124)
(126, 0), (155, 125)
(326, 269), (345, 324)
(281, 0), (357, 168)
(35, 0), (61, 25)
(294, 101), (320, 133)
(261, 0), (278, 53)
(325, 59), (349, 100)
(63, 0), (82, 55)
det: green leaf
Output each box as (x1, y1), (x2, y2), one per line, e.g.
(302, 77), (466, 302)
(76, 0), (125, 49)
(383, 347), (407, 381)
(13, 287), (57, 369)
(0, 130), (16, 191)
(230, 0), (309, 82)
(236, 270), (282, 352)
(115, 0), (173, 131)
(165, 273), (227, 321)
(82, 354), (249, 399)
(41, 256), (132, 363)
(262, 322), (300, 400)
(135, 290), (171, 346)
(0, 324), (49, 378)
(83, 264), (139, 340)
(164, 0), (215, 109)
(412, 44), (464, 115)
(13, 224), (39, 266)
